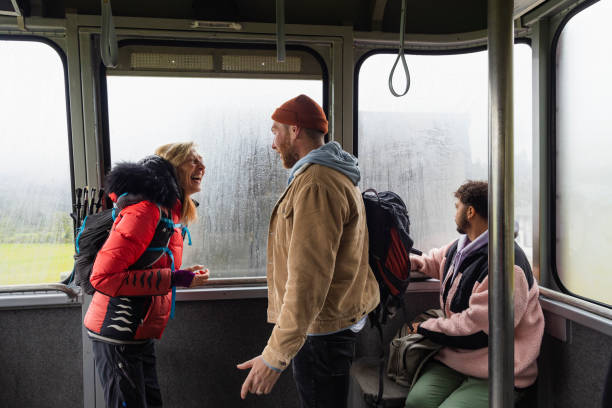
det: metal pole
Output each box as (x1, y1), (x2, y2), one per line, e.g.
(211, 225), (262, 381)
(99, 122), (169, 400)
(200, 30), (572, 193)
(488, 0), (515, 407)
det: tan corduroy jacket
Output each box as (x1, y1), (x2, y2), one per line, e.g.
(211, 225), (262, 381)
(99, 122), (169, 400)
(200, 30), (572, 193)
(261, 163), (380, 370)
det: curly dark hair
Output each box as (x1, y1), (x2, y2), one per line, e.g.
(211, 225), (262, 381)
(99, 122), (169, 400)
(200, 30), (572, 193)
(454, 181), (488, 219)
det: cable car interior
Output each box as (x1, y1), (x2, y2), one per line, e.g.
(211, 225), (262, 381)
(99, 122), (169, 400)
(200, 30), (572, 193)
(0, 0), (611, 407)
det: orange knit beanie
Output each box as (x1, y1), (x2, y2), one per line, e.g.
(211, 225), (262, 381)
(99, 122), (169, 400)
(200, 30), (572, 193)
(271, 94), (328, 134)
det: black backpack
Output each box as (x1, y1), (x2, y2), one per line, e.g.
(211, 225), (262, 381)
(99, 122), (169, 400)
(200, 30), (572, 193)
(362, 189), (421, 406)
(65, 202), (175, 295)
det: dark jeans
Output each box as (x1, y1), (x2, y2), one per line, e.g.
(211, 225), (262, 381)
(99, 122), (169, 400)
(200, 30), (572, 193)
(92, 339), (162, 408)
(292, 329), (357, 408)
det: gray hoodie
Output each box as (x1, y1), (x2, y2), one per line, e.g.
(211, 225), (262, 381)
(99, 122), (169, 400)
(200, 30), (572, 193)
(287, 141), (361, 186)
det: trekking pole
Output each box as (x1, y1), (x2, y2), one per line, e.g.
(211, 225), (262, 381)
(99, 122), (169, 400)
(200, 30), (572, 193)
(70, 189), (79, 234)
(75, 188), (83, 230)
(71, 192), (78, 218)
(82, 186), (89, 224)
(95, 188), (105, 213)
(89, 187), (96, 215)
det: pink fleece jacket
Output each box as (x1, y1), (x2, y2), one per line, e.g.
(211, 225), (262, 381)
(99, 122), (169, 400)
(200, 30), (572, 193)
(411, 241), (545, 388)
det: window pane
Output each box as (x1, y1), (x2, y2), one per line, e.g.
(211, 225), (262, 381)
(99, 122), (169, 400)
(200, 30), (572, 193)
(556, 1), (612, 305)
(358, 45), (532, 261)
(107, 76), (322, 278)
(0, 40), (72, 284)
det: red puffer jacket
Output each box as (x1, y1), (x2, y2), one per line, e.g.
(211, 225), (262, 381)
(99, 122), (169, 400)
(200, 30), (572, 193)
(84, 199), (184, 341)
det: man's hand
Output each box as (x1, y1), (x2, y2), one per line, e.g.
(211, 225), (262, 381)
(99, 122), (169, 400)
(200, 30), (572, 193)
(237, 355), (281, 399)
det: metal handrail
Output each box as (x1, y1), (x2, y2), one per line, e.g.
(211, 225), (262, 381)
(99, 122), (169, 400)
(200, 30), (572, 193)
(0, 278), (266, 297)
(203, 277), (267, 286)
(0, 283), (80, 298)
(539, 286), (612, 321)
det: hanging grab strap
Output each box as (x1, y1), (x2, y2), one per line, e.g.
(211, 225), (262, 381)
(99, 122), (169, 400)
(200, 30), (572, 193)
(276, 0), (286, 62)
(146, 246), (177, 319)
(388, 0), (411, 97)
(101, 0), (119, 68)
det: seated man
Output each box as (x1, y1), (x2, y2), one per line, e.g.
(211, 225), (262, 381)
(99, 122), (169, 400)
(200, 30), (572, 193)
(405, 180), (544, 408)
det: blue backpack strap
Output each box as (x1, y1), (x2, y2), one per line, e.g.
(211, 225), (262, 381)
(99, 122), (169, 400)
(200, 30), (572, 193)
(111, 192), (130, 221)
(74, 216), (88, 254)
(159, 215), (193, 245)
(145, 209), (191, 320)
(182, 226), (192, 246)
(146, 246), (177, 319)
(159, 215), (175, 229)
(174, 223), (192, 246)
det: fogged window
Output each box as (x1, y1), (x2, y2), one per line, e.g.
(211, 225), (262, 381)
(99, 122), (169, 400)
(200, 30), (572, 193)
(107, 76), (322, 277)
(0, 40), (72, 285)
(556, 1), (612, 305)
(358, 45), (533, 261)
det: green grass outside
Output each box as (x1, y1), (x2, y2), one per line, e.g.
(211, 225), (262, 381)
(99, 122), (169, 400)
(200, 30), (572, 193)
(0, 243), (74, 285)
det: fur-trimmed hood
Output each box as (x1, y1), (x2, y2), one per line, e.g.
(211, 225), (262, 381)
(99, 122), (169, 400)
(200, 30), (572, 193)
(106, 155), (181, 209)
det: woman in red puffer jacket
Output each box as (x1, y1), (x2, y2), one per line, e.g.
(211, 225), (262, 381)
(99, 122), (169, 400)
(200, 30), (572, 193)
(84, 142), (209, 408)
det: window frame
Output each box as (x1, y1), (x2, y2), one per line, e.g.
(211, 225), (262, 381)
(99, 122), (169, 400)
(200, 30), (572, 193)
(353, 39), (531, 156)
(0, 34), (75, 218)
(100, 39), (329, 177)
(0, 35), (76, 287)
(550, 0), (611, 309)
(99, 39), (329, 281)
(352, 40), (533, 263)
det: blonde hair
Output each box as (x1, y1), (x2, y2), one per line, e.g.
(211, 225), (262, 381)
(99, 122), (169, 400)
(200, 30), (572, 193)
(154, 142), (199, 225)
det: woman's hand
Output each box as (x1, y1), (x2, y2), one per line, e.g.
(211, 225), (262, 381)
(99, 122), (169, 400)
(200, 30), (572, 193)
(184, 265), (210, 287)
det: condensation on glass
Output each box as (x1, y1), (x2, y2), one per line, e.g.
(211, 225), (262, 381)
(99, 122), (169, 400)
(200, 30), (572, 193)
(358, 45), (533, 263)
(107, 76), (322, 278)
(0, 40), (72, 285)
(556, 0), (612, 305)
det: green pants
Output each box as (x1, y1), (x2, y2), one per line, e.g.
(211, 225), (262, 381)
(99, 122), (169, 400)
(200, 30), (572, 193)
(405, 360), (528, 408)
(405, 360), (489, 408)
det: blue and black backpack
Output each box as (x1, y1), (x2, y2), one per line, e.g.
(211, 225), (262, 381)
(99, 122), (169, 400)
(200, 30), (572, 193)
(64, 155), (186, 296)
(66, 199), (177, 295)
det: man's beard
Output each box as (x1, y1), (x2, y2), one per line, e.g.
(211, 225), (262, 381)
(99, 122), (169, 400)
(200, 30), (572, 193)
(456, 208), (469, 234)
(278, 143), (300, 169)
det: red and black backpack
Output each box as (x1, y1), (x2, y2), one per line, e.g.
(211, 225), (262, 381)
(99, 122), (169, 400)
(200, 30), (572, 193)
(363, 189), (421, 324)
(362, 189), (422, 406)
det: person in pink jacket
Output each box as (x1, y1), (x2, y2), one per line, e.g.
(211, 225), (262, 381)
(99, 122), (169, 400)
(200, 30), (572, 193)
(405, 180), (544, 408)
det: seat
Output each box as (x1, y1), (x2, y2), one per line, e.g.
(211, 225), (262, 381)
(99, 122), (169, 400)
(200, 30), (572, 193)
(349, 357), (410, 408)
(350, 357), (539, 408)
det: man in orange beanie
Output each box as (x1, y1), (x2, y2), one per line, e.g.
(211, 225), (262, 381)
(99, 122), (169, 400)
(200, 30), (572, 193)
(238, 94), (380, 408)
